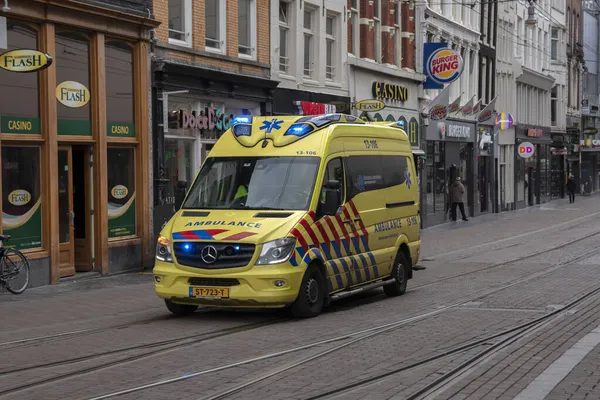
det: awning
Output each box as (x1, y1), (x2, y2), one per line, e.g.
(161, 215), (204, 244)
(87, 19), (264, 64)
(412, 149), (426, 157)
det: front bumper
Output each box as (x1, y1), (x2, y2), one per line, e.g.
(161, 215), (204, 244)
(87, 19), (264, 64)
(153, 260), (305, 308)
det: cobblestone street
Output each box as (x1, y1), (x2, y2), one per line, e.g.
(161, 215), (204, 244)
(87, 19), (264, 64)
(3, 196), (600, 400)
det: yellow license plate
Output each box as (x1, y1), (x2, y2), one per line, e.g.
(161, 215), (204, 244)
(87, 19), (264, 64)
(189, 287), (229, 298)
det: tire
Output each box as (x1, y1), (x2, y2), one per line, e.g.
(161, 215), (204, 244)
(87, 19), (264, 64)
(2, 248), (30, 294)
(290, 264), (326, 318)
(383, 252), (409, 297)
(165, 300), (198, 316)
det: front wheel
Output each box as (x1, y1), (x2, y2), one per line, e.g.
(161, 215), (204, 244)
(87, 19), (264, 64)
(383, 252), (409, 297)
(1, 248), (30, 294)
(290, 264), (326, 318)
(165, 300), (198, 316)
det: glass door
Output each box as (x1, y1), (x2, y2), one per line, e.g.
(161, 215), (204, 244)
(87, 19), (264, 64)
(58, 146), (75, 278)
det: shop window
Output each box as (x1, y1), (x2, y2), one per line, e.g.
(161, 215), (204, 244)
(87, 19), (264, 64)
(1, 146), (42, 250)
(105, 40), (135, 138)
(238, 0), (256, 58)
(164, 138), (193, 209)
(279, 1), (291, 74)
(107, 148), (136, 239)
(303, 8), (315, 78)
(206, 0), (226, 52)
(168, 0), (192, 46)
(55, 30), (91, 136)
(345, 155), (385, 199)
(0, 21), (40, 135)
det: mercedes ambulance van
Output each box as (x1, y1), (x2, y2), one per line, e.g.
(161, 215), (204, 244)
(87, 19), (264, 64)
(153, 113), (421, 318)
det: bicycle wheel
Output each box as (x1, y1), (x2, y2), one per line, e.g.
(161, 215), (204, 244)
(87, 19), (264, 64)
(1, 248), (30, 294)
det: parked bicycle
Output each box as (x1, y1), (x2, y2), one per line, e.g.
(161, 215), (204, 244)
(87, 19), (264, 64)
(0, 235), (30, 294)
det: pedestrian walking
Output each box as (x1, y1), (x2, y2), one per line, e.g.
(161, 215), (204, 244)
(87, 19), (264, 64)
(567, 174), (576, 203)
(450, 177), (468, 221)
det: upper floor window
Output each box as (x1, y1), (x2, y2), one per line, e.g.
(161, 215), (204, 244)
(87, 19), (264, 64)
(373, 0), (381, 62)
(551, 28), (558, 60)
(168, 0), (192, 46)
(303, 8), (316, 78)
(238, 0), (257, 58)
(349, 0), (359, 55)
(206, 0), (226, 52)
(325, 14), (337, 81)
(279, 1), (291, 73)
(394, 1), (402, 66)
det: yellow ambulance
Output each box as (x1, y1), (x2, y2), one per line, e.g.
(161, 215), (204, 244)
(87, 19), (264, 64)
(153, 113), (421, 318)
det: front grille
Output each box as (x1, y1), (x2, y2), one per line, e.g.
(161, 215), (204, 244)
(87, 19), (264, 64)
(188, 277), (240, 286)
(173, 242), (255, 269)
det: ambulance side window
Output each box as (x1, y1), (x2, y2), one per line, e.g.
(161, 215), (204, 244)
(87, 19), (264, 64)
(317, 158), (345, 218)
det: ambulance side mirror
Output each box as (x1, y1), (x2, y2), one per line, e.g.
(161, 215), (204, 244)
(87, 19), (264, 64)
(321, 180), (341, 217)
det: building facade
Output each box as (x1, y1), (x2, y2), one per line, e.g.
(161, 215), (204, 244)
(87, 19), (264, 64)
(151, 0), (278, 238)
(512, 0), (555, 209)
(420, 1), (481, 226)
(270, 0), (351, 115)
(496, 0), (518, 211)
(567, 0), (585, 190)
(0, 0), (156, 287)
(477, 0), (498, 215)
(580, 0), (599, 193)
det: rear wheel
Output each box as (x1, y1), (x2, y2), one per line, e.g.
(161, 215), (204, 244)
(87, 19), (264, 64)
(383, 252), (409, 297)
(165, 300), (198, 316)
(290, 264), (326, 318)
(1, 248), (30, 294)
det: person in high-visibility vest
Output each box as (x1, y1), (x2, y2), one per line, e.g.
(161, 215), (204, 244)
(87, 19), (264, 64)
(234, 184), (248, 200)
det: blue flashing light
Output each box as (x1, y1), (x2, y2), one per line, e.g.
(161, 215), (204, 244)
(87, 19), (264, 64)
(183, 243), (191, 251)
(233, 124), (252, 137)
(232, 115), (252, 125)
(234, 245), (240, 252)
(396, 121), (405, 127)
(284, 123), (314, 137)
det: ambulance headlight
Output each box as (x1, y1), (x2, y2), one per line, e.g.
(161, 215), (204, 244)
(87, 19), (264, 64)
(156, 235), (173, 262)
(257, 238), (296, 265)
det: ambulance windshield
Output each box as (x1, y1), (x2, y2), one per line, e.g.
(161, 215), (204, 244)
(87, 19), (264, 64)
(182, 156), (321, 211)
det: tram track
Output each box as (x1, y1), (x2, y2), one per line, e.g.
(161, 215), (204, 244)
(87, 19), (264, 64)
(80, 245), (600, 400)
(0, 318), (284, 398)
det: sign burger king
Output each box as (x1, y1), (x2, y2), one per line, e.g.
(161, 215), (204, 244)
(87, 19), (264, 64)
(430, 104), (448, 121)
(426, 48), (464, 85)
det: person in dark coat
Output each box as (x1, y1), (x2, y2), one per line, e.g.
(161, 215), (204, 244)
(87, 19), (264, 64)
(567, 174), (576, 203)
(450, 177), (468, 221)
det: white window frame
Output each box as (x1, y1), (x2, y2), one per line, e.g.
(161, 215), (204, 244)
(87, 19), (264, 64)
(551, 27), (559, 61)
(349, 0), (359, 56)
(393, 0), (401, 67)
(550, 86), (558, 126)
(168, 0), (192, 47)
(325, 13), (337, 81)
(238, 0), (257, 60)
(205, 0), (227, 54)
(278, 1), (291, 74)
(303, 7), (316, 79)
(373, 0), (381, 63)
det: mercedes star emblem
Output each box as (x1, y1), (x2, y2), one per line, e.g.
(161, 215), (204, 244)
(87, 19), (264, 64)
(201, 245), (218, 264)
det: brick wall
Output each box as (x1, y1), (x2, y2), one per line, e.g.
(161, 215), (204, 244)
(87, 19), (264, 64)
(400, 2), (415, 69)
(153, 0), (270, 76)
(359, 0), (374, 59)
(352, 0), (414, 68)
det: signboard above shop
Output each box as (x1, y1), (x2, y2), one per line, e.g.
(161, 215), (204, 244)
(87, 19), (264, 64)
(372, 81), (409, 103)
(295, 101), (336, 115)
(355, 99), (385, 112)
(0, 49), (53, 73)
(423, 43), (464, 90)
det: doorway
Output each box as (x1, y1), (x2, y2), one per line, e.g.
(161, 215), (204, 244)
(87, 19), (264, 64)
(58, 145), (93, 278)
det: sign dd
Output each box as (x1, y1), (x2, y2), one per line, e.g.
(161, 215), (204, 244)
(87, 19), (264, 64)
(518, 142), (535, 159)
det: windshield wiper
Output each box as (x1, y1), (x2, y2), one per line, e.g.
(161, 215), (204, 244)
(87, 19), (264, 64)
(230, 206), (285, 211)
